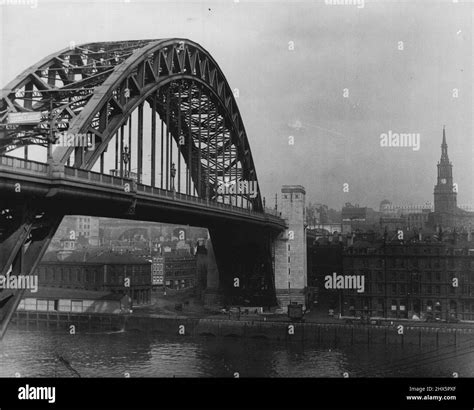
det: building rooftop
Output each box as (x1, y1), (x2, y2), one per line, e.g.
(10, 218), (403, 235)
(24, 286), (127, 301)
(41, 250), (150, 265)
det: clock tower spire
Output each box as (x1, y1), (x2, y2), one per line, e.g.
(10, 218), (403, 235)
(434, 126), (457, 213)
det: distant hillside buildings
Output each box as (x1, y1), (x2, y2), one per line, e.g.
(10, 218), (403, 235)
(20, 219), (214, 314)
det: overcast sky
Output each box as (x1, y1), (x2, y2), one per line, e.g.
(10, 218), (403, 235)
(1, 0), (473, 210)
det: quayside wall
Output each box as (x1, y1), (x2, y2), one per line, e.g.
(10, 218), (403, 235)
(11, 311), (474, 348)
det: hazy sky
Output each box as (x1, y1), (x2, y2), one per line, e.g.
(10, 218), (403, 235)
(1, 0), (473, 209)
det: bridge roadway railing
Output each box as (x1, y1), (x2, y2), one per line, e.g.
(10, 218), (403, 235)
(0, 155), (49, 174)
(0, 156), (286, 227)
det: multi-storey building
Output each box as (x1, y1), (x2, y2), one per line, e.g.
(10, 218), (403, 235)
(163, 254), (197, 290)
(341, 203), (380, 233)
(151, 256), (164, 287)
(76, 216), (100, 245)
(340, 235), (474, 321)
(36, 251), (152, 306)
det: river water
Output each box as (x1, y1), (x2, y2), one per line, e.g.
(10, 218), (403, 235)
(0, 328), (473, 378)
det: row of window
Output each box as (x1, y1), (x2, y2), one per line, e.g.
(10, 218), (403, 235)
(342, 271), (474, 283)
(38, 269), (150, 285)
(346, 298), (464, 310)
(166, 270), (196, 277)
(354, 283), (469, 296)
(18, 298), (94, 313)
(345, 258), (474, 269)
(165, 279), (194, 289)
(346, 247), (474, 256)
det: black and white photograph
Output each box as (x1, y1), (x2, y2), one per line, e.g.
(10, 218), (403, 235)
(0, 0), (473, 408)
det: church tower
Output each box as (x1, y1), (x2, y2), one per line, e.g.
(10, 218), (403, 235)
(434, 127), (457, 214)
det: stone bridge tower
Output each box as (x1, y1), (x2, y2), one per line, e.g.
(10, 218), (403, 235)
(273, 185), (307, 311)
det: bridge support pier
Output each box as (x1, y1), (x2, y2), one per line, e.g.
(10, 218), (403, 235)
(0, 202), (63, 339)
(205, 224), (276, 308)
(273, 185), (307, 312)
(203, 237), (222, 306)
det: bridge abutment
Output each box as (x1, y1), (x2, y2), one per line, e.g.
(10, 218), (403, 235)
(203, 237), (222, 306)
(273, 185), (307, 312)
(206, 224), (276, 308)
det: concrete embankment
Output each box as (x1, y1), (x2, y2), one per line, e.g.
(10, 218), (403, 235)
(11, 311), (474, 348)
(124, 314), (474, 348)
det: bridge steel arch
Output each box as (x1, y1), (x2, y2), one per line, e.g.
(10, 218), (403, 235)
(0, 40), (285, 338)
(0, 39), (263, 211)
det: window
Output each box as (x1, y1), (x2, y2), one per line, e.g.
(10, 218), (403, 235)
(24, 298), (37, 310)
(58, 300), (71, 312)
(48, 300), (58, 311)
(37, 299), (48, 311)
(71, 300), (83, 313)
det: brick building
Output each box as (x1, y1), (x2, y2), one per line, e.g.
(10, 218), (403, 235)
(163, 254), (196, 290)
(36, 250), (152, 306)
(339, 234), (474, 321)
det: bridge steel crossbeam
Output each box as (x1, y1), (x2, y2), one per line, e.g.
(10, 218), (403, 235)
(0, 206), (63, 339)
(155, 84), (208, 197)
(0, 214), (33, 277)
(0, 41), (149, 152)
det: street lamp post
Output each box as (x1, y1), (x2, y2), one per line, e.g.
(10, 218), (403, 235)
(122, 146), (130, 177)
(170, 162), (176, 193)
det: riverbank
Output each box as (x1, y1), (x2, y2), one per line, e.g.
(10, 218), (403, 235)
(10, 310), (474, 348)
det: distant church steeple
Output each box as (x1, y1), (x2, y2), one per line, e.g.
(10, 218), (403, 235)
(441, 125), (449, 162)
(434, 126), (457, 214)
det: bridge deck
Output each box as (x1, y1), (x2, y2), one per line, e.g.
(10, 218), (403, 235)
(0, 156), (287, 230)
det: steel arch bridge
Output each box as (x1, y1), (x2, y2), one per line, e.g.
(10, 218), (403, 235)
(0, 38), (262, 210)
(0, 39), (288, 338)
